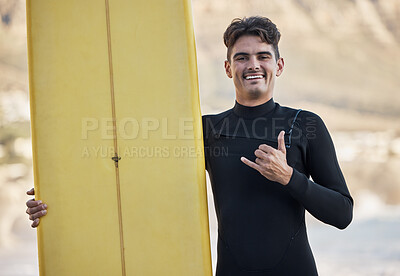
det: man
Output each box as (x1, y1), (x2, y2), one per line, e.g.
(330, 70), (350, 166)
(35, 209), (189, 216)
(27, 16), (353, 275)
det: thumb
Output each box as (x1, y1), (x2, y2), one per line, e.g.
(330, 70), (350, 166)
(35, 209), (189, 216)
(26, 187), (35, 195)
(278, 130), (286, 154)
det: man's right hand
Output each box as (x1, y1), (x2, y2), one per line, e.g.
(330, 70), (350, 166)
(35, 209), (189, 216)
(26, 188), (47, 228)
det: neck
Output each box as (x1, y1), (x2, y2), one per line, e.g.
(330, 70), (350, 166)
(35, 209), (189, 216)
(233, 97), (276, 118)
(235, 93), (273, 107)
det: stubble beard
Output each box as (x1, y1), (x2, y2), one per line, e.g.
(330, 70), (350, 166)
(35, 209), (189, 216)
(235, 76), (270, 101)
(245, 83), (269, 99)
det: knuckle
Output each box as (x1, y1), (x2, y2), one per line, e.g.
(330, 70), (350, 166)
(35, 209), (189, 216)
(261, 169), (267, 175)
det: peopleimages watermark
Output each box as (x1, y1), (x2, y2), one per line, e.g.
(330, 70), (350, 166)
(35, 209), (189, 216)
(80, 115), (320, 143)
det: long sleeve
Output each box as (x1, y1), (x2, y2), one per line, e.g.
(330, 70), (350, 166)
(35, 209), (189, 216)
(284, 111), (354, 229)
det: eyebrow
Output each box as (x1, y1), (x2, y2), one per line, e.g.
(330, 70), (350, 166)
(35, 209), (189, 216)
(233, 51), (273, 59)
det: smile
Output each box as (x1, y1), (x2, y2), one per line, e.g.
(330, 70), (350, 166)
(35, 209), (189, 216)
(244, 75), (264, 80)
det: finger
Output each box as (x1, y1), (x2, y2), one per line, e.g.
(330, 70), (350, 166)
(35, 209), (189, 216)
(27, 204), (47, 215)
(29, 209), (47, 220)
(26, 187), (35, 196)
(26, 199), (42, 208)
(255, 157), (265, 165)
(254, 149), (269, 160)
(278, 130), (286, 154)
(31, 218), (40, 228)
(259, 144), (275, 154)
(241, 157), (262, 172)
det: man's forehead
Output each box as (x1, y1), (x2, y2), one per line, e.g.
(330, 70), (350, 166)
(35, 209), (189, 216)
(231, 35), (274, 55)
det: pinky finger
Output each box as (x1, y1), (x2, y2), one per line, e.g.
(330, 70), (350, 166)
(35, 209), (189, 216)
(241, 157), (261, 172)
(31, 218), (39, 228)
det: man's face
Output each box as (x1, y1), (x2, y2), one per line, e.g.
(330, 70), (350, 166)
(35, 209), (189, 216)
(225, 35), (284, 105)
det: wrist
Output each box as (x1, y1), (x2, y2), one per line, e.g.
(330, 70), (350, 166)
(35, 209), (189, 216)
(281, 166), (293, 186)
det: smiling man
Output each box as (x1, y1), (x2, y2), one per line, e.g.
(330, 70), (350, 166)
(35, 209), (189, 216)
(26, 16), (353, 276)
(224, 34), (283, 107)
(202, 16), (353, 275)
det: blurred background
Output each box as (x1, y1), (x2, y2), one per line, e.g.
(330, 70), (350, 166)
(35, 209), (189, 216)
(1, 0), (400, 275)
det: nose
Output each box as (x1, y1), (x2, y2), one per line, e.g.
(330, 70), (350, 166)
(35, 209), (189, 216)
(247, 56), (260, 71)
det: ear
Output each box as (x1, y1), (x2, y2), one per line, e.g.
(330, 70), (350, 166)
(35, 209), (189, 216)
(224, 60), (232, 78)
(276, 57), (284, 77)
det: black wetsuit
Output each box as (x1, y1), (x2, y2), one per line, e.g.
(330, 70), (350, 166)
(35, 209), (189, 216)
(202, 98), (353, 276)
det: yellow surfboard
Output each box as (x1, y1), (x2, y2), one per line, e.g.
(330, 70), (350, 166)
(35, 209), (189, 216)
(26, 0), (212, 275)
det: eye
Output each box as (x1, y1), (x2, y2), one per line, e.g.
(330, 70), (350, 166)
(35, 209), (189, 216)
(259, 55), (270, 60)
(236, 57), (245, 61)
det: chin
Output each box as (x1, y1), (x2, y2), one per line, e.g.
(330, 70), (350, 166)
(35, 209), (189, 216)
(247, 89), (265, 98)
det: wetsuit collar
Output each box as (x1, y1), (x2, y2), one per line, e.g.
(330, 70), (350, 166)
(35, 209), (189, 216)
(233, 98), (276, 118)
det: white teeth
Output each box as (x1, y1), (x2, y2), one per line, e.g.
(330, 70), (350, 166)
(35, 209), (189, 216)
(245, 75), (263, 80)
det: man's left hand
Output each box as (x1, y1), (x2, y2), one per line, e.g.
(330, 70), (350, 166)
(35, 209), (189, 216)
(241, 130), (293, 185)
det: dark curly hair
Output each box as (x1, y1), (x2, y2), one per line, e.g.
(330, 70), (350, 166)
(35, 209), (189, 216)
(223, 16), (281, 62)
